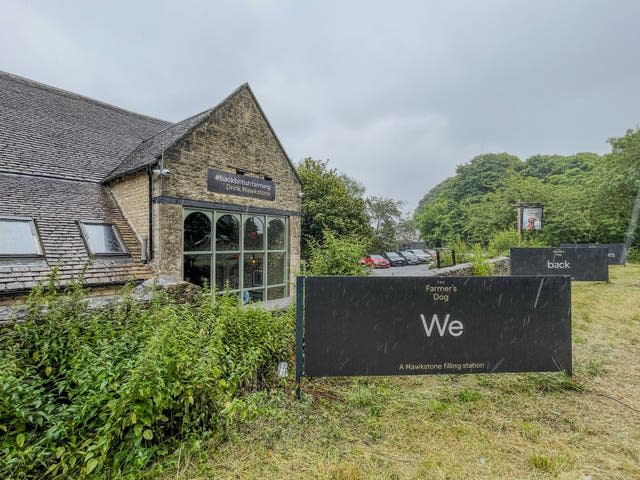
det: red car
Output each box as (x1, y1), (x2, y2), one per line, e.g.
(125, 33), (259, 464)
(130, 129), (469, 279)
(360, 254), (391, 268)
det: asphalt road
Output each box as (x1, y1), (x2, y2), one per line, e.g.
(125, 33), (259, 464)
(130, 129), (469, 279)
(371, 264), (437, 277)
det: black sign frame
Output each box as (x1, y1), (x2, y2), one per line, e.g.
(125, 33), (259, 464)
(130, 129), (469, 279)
(560, 243), (627, 265)
(295, 275), (572, 385)
(207, 168), (276, 201)
(510, 247), (609, 281)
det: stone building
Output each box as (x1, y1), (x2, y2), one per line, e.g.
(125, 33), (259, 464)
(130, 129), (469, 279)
(0, 71), (302, 304)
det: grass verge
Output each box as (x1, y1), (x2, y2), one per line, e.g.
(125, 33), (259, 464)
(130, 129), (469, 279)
(162, 266), (640, 479)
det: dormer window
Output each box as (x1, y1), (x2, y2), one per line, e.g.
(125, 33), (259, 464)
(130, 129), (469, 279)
(79, 221), (127, 255)
(0, 217), (43, 256)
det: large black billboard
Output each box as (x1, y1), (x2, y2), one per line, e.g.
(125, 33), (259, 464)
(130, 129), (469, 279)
(303, 276), (571, 378)
(510, 247), (608, 281)
(560, 243), (627, 265)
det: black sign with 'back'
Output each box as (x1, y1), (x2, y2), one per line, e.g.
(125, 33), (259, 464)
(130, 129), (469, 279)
(207, 168), (276, 200)
(510, 247), (608, 281)
(560, 243), (627, 265)
(303, 276), (571, 377)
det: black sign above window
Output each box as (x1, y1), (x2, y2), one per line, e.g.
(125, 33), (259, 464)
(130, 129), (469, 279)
(207, 168), (275, 201)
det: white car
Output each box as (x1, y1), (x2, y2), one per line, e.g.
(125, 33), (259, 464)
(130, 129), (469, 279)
(407, 249), (433, 263)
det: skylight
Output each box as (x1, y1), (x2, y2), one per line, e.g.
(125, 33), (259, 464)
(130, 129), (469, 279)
(79, 222), (127, 255)
(0, 217), (43, 256)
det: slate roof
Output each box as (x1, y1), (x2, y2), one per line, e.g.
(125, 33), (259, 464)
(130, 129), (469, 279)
(0, 173), (154, 294)
(0, 71), (170, 182)
(104, 107), (215, 181)
(0, 71), (168, 294)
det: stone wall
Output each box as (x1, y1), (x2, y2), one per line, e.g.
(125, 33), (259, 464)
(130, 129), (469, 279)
(0, 277), (197, 325)
(154, 202), (183, 276)
(109, 171), (149, 257)
(434, 257), (510, 277)
(153, 86), (302, 291)
(0, 283), (127, 313)
(491, 257), (510, 276)
(289, 216), (301, 279)
(158, 86), (301, 213)
(104, 86), (301, 292)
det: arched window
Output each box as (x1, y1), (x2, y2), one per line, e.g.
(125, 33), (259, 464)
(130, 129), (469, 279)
(183, 212), (211, 251)
(244, 216), (264, 250)
(267, 218), (285, 250)
(182, 210), (287, 300)
(216, 215), (239, 251)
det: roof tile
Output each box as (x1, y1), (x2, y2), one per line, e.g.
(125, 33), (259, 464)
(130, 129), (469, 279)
(0, 173), (153, 293)
(0, 71), (170, 182)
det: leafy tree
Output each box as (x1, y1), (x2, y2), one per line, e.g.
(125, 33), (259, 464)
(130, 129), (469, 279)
(609, 128), (640, 173)
(517, 153), (598, 181)
(338, 172), (367, 198)
(306, 230), (369, 276)
(461, 174), (552, 244)
(297, 158), (372, 254)
(452, 153), (521, 200)
(366, 196), (405, 252)
(607, 128), (640, 247)
(412, 130), (640, 249)
(416, 177), (454, 212)
(414, 178), (463, 246)
(396, 216), (419, 248)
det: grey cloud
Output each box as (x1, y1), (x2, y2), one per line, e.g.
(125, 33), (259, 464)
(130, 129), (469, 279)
(1, 0), (639, 209)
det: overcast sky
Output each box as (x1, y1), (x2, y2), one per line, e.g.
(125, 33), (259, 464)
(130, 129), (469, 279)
(1, 0), (639, 211)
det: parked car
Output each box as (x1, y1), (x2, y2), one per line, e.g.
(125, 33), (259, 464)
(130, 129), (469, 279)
(407, 249), (431, 263)
(359, 254), (391, 269)
(382, 251), (407, 267)
(399, 250), (421, 265)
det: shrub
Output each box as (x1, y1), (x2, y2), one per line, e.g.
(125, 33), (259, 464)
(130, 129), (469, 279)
(0, 279), (293, 479)
(487, 229), (550, 257)
(448, 236), (470, 263)
(306, 230), (369, 276)
(488, 229), (520, 257)
(470, 244), (494, 276)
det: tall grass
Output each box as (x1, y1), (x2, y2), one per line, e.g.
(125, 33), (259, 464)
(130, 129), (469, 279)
(163, 265), (640, 480)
